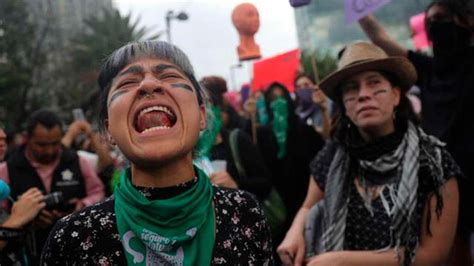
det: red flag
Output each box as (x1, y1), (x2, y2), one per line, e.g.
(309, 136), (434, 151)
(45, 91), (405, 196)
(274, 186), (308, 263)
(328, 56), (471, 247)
(252, 49), (300, 92)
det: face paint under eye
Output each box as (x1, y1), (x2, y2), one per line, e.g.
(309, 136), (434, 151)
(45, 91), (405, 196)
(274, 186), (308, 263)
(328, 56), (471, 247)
(171, 83), (194, 92)
(373, 88), (388, 95)
(344, 97), (356, 104)
(342, 84), (358, 95)
(108, 90), (127, 106)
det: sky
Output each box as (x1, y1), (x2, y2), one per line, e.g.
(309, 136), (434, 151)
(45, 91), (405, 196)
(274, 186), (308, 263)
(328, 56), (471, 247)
(114, 0), (299, 91)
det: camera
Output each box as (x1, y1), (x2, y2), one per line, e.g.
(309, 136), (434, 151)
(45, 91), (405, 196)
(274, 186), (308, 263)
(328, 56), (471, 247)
(43, 192), (75, 212)
(43, 191), (64, 208)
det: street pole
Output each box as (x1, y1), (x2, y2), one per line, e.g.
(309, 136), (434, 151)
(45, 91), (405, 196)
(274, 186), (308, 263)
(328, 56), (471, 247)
(229, 63), (241, 91)
(166, 11), (173, 43)
(165, 10), (189, 44)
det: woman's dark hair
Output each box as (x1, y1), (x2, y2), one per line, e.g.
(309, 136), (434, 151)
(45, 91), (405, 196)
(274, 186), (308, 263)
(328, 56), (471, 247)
(330, 71), (419, 142)
(425, 0), (473, 40)
(200, 76), (228, 107)
(263, 82), (298, 127)
(26, 109), (63, 137)
(97, 40), (204, 133)
(293, 72), (316, 88)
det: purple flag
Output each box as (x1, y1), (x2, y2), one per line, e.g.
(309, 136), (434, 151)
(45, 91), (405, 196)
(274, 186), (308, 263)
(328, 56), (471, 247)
(345, 0), (392, 25)
(289, 0), (312, 8)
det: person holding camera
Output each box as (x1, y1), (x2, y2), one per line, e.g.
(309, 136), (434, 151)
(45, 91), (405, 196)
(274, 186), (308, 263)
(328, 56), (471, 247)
(0, 109), (105, 264)
(0, 187), (45, 265)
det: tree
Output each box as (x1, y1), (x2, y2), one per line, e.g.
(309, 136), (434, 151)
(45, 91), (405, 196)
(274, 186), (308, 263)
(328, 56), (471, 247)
(300, 49), (337, 83)
(0, 3), (157, 131)
(295, 0), (431, 53)
(71, 8), (152, 75)
(62, 7), (159, 120)
(0, 0), (47, 131)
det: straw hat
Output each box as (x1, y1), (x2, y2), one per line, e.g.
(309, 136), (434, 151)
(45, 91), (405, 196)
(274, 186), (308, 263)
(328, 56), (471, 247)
(319, 42), (417, 101)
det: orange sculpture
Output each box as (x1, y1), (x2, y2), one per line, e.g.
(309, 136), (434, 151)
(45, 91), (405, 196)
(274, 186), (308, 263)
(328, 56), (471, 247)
(232, 3), (262, 61)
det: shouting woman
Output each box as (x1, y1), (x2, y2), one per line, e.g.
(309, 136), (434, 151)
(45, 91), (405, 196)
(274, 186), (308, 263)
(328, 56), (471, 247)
(41, 41), (273, 265)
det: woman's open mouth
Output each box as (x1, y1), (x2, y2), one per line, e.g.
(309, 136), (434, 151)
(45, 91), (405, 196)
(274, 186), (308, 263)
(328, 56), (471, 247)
(134, 105), (177, 134)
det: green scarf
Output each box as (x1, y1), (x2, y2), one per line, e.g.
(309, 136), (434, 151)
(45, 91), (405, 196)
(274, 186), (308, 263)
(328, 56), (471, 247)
(256, 97), (269, 125)
(271, 97), (288, 159)
(114, 167), (215, 265)
(195, 105), (222, 157)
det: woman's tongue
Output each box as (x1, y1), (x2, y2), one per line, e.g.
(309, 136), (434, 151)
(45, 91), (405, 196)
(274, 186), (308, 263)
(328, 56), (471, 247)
(136, 111), (172, 132)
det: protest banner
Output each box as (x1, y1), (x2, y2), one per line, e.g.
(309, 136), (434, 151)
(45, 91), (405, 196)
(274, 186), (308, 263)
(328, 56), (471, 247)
(252, 49), (300, 92)
(345, 0), (391, 24)
(289, 0), (312, 8)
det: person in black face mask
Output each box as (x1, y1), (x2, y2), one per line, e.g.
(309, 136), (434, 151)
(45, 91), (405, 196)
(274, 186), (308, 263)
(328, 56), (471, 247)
(359, 0), (474, 264)
(294, 73), (334, 139)
(425, 1), (473, 66)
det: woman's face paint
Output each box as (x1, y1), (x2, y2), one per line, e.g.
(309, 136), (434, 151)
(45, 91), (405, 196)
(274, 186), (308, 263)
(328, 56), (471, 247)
(108, 64), (198, 106)
(171, 83), (193, 92)
(106, 58), (206, 167)
(341, 71), (400, 138)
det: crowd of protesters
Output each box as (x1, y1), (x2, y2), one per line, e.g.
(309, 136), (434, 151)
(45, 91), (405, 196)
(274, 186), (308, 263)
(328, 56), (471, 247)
(0, 0), (472, 265)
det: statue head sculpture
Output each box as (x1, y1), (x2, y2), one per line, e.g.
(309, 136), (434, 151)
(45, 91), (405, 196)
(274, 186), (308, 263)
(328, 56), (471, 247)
(231, 3), (262, 61)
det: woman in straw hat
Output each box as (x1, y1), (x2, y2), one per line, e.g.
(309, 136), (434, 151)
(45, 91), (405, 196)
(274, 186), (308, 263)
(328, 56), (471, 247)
(277, 41), (460, 266)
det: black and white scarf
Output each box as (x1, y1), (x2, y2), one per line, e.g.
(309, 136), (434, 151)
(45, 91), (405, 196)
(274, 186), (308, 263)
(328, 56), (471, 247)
(320, 121), (445, 264)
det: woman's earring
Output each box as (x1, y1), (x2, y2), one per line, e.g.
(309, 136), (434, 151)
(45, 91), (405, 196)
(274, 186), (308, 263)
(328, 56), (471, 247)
(108, 136), (116, 146)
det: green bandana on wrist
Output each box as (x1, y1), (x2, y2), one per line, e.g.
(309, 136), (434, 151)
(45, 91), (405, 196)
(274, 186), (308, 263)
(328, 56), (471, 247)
(271, 97), (288, 159)
(114, 167), (215, 265)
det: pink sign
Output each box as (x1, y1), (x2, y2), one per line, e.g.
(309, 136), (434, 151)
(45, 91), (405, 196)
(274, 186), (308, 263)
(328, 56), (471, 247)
(345, 0), (392, 24)
(410, 13), (430, 50)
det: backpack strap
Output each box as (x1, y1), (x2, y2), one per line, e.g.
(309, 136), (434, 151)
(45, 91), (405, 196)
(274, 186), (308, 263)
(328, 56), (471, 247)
(229, 129), (246, 179)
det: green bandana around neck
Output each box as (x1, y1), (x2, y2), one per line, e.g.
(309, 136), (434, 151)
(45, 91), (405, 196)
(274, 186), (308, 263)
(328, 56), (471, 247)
(271, 96), (289, 159)
(195, 105), (222, 157)
(114, 167), (215, 266)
